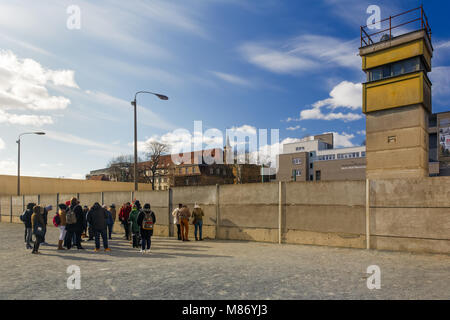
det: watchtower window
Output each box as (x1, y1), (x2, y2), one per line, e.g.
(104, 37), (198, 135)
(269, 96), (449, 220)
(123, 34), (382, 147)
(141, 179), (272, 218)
(367, 57), (423, 82)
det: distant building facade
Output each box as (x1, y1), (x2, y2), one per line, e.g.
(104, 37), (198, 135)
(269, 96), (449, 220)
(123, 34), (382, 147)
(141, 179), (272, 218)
(87, 147), (263, 188)
(277, 133), (366, 182)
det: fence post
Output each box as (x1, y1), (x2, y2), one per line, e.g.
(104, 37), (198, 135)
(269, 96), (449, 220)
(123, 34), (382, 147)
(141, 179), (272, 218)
(366, 179), (370, 250)
(10, 196), (12, 223)
(215, 184), (220, 240)
(278, 181), (282, 244)
(168, 188), (173, 237)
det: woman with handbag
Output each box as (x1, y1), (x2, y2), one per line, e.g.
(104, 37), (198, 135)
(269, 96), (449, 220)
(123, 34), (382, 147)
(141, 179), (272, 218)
(31, 205), (46, 254)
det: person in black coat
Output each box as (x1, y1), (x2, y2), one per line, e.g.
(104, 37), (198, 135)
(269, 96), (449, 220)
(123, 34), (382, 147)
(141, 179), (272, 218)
(21, 203), (35, 249)
(137, 203), (156, 254)
(87, 202), (110, 252)
(65, 198), (84, 250)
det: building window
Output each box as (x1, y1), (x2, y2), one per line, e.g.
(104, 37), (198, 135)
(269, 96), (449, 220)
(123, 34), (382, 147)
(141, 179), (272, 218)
(315, 170), (321, 181)
(178, 168), (182, 174)
(185, 167), (189, 174)
(310, 175), (314, 181)
(192, 166), (196, 173)
(361, 152), (366, 157)
(310, 163), (313, 169)
(292, 158), (302, 165)
(368, 57), (422, 82)
(296, 147), (305, 151)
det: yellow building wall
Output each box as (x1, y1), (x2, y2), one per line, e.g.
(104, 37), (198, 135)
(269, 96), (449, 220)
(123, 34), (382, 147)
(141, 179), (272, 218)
(363, 72), (431, 113)
(362, 38), (432, 70)
(0, 175), (154, 196)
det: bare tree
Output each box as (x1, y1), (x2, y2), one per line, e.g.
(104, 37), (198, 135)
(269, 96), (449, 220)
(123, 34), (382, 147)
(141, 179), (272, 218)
(107, 154), (142, 182)
(143, 141), (170, 190)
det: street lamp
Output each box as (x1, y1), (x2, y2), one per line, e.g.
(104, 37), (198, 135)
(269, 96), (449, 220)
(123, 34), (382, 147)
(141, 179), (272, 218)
(131, 91), (168, 191)
(17, 132), (46, 195)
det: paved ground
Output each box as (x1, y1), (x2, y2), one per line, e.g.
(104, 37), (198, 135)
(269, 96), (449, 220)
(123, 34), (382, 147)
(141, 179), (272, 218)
(0, 223), (449, 300)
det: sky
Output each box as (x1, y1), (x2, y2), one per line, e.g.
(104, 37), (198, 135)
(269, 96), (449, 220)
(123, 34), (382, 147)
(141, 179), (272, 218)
(0, 0), (449, 179)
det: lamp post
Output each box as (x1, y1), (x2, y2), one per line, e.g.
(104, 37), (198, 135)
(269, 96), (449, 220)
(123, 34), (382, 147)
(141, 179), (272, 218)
(131, 91), (168, 191)
(17, 132), (46, 196)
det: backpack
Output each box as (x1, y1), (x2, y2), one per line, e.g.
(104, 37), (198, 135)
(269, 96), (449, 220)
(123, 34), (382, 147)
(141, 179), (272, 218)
(66, 207), (77, 225)
(142, 211), (154, 230)
(53, 214), (61, 227)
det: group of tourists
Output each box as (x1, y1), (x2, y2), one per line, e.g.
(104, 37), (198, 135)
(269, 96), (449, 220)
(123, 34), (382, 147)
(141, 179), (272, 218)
(20, 197), (171, 255)
(172, 203), (204, 241)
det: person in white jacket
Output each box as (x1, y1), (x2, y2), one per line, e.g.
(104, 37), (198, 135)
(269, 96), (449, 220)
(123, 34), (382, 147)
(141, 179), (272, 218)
(172, 203), (182, 240)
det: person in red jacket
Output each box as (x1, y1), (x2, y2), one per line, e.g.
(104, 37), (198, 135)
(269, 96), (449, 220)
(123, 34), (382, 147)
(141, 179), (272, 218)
(118, 202), (132, 240)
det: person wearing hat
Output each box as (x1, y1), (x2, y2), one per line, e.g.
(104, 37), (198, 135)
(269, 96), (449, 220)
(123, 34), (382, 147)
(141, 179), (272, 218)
(137, 203), (156, 253)
(191, 203), (205, 241)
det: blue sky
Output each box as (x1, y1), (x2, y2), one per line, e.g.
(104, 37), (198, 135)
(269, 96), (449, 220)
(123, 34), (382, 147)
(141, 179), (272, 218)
(0, 0), (449, 178)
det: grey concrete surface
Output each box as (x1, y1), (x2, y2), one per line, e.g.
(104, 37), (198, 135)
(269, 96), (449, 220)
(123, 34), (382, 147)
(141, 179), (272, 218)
(0, 223), (448, 300)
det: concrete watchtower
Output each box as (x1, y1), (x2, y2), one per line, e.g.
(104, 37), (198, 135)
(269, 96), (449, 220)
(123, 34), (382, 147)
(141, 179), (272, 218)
(359, 6), (433, 179)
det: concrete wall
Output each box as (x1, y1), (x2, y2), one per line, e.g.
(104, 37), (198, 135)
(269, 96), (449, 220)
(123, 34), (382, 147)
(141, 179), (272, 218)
(1, 178), (448, 254)
(284, 181), (366, 248)
(172, 185), (217, 239)
(0, 175), (154, 196)
(369, 177), (450, 254)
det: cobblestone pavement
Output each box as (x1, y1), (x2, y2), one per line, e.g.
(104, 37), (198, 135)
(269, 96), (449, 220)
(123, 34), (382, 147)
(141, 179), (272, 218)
(0, 223), (449, 300)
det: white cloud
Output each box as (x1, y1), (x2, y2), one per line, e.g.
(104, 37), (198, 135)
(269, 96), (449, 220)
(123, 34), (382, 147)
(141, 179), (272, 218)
(68, 173), (85, 180)
(0, 50), (78, 127)
(0, 159), (16, 175)
(325, 131), (356, 148)
(435, 41), (450, 49)
(228, 125), (257, 136)
(313, 81), (362, 110)
(211, 71), (253, 87)
(240, 34), (359, 74)
(284, 117), (301, 122)
(0, 137), (5, 149)
(298, 81), (363, 122)
(300, 107), (362, 122)
(0, 110), (53, 126)
(240, 43), (318, 74)
(286, 125), (305, 131)
(357, 130), (366, 135)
